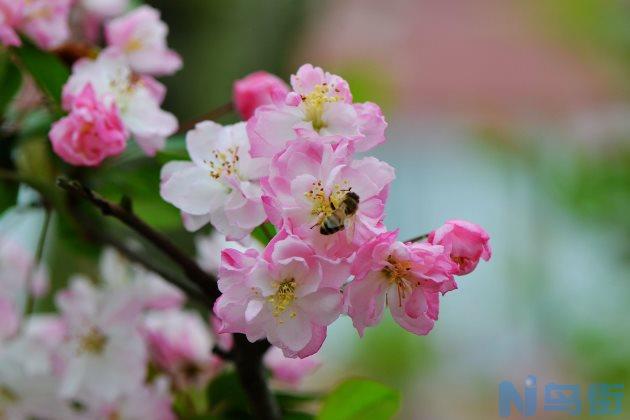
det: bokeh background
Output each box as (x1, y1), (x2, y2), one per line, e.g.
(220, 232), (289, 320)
(4, 0), (630, 418)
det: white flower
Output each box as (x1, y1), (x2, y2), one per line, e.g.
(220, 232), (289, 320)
(160, 121), (268, 240)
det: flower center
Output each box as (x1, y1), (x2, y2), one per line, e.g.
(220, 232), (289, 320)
(268, 278), (296, 317)
(305, 180), (351, 218)
(207, 147), (240, 180)
(301, 83), (339, 132)
(382, 256), (414, 306)
(78, 327), (108, 355)
(125, 38), (144, 53)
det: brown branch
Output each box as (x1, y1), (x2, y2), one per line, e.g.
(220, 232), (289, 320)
(56, 177), (280, 419)
(178, 102), (233, 134)
(403, 233), (429, 243)
(57, 177), (220, 302)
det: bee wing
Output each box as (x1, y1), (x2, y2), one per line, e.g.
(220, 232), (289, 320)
(344, 215), (357, 242)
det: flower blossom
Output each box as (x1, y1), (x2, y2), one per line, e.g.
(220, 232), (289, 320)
(143, 309), (221, 389)
(62, 48), (178, 155)
(85, 378), (175, 420)
(247, 64), (387, 158)
(428, 219), (492, 275)
(233, 71), (290, 120)
(55, 277), (147, 402)
(106, 5), (182, 76)
(345, 231), (458, 336)
(0, 0), (23, 47)
(160, 121), (267, 239)
(50, 83), (128, 167)
(99, 248), (185, 311)
(262, 140), (394, 258)
(19, 0), (71, 50)
(0, 316), (74, 420)
(214, 231), (349, 358)
(263, 346), (320, 387)
(196, 230), (262, 275)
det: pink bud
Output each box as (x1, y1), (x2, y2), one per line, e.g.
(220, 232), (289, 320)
(233, 71), (289, 120)
(428, 220), (492, 275)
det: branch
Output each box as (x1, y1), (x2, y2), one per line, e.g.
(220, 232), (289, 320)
(178, 102), (233, 134)
(403, 233), (429, 243)
(56, 177), (280, 419)
(57, 177), (220, 302)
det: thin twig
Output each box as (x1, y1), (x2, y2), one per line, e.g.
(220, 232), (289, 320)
(178, 102), (233, 134)
(24, 207), (51, 314)
(56, 177), (280, 419)
(56, 177), (220, 302)
(403, 233), (429, 243)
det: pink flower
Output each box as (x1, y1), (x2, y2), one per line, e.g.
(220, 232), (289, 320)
(20, 0), (71, 50)
(105, 5), (182, 76)
(56, 278), (147, 402)
(345, 231), (457, 336)
(143, 309), (220, 389)
(196, 230), (262, 275)
(0, 0), (23, 47)
(214, 231), (349, 358)
(233, 71), (290, 120)
(99, 248), (185, 311)
(247, 64), (387, 158)
(88, 378), (175, 420)
(50, 83), (128, 167)
(428, 219), (492, 275)
(262, 140), (394, 258)
(263, 346), (320, 387)
(63, 48), (178, 155)
(160, 121), (268, 239)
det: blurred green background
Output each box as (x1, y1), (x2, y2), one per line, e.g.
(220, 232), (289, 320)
(3, 0), (630, 418)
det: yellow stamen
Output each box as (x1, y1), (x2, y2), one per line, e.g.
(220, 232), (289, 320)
(206, 147), (240, 179)
(78, 327), (108, 355)
(301, 84), (339, 131)
(382, 256), (414, 307)
(268, 278), (296, 317)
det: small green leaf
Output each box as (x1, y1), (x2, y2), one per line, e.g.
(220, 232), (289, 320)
(251, 222), (277, 245)
(0, 59), (22, 115)
(317, 378), (400, 420)
(13, 39), (69, 109)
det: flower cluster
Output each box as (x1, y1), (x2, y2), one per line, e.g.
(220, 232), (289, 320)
(0, 245), (313, 418)
(161, 65), (492, 358)
(45, 4), (180, 166)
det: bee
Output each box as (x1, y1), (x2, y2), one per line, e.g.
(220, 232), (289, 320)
(318, 190), (360, 235)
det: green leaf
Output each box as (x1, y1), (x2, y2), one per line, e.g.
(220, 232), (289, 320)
(0, 58), (22, 115)
(317, 378), (400, 420)
(13, 39), (69, 109)
(251, 222), (277, 245)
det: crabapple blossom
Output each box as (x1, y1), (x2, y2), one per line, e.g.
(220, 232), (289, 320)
(247, 64), (387, 158)
(345, 231), (458, 336)
(99, 248), (185, 311)
(84, 378), (175, 420)
(143, 309), (221, 389)
(263, 346), (320, 387)
(55, 277), (147, 402)
(233, 71), (290, 120)
(62, 48), (178, 155)
(0, 0), (22, 47)
(50, 83), (128, 167)
(214, 231), (349, 358)
(428, 219), (492, 276)
(160, 121), (267, 239)
(19, 0), (71, 50)
(196, 230), (262, 274)
(106, 6), (182, 76)
(262, 140), (394, 258)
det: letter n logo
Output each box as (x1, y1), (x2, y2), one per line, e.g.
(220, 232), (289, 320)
(499, 375), (537, 417)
